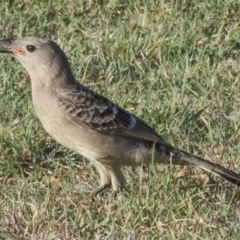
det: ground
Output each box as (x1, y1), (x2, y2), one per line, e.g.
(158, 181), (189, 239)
(0, 0), (240, 239)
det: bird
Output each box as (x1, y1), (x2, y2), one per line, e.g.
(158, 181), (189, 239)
(0, 37), (240, 200)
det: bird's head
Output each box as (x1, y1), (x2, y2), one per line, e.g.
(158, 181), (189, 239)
(0, 37), (74, 87)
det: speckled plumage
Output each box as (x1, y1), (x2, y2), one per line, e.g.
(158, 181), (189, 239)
(1, 37), (240, 199)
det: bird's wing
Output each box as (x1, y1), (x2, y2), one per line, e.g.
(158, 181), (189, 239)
(56, 83), (167, 144)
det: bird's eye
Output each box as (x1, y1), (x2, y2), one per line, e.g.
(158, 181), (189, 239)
(26, 45), (36, 52)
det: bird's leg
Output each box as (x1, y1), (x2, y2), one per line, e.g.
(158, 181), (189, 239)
(81, 164), (126, 204)
(80, 183), (111, 204)
(108, 167), (126, 191)
(81, 161), (112, 204)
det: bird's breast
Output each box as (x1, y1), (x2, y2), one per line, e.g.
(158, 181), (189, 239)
(31, 90), (113, 160)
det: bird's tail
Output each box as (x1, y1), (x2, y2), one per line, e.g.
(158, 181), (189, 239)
(156, 143), (240, 186)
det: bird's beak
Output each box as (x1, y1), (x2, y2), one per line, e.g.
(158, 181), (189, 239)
(0, 39), (13, 54)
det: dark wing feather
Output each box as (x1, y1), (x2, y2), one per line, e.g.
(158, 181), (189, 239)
(57, 83), (167, 144)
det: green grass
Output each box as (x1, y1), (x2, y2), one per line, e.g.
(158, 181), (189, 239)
(1, 0), (240, 239)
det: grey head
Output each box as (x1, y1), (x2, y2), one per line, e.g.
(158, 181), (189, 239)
(0, 37), (75, 86)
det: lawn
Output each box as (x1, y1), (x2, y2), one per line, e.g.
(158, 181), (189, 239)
(1, 0), (240, 239)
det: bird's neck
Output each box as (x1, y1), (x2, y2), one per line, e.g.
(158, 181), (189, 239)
(30, 64), (77, 92)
